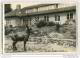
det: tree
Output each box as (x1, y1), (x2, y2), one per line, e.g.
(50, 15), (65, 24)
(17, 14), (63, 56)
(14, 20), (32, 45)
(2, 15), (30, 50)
(5, 4), (12, 13)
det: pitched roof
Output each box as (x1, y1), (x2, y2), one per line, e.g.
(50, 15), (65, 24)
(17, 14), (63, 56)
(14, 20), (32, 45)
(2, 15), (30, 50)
(25, 6), (76, 16)
(5, 9), (22, 17)
(5, 4), (76, 17)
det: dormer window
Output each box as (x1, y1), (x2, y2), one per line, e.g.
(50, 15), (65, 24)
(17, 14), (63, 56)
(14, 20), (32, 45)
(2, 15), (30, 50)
(26, 9), (33, 13)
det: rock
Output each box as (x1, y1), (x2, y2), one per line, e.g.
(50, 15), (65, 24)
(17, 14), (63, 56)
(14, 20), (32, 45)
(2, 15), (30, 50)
(48, 32), (64, 39)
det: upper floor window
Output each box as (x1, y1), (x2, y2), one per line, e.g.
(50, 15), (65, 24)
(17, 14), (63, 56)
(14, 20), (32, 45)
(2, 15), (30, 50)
(67, 12), (73, 20)
(26, 9), (33, 13)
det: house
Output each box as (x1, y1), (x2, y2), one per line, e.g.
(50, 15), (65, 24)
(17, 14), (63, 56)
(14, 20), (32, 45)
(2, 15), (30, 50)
(5, 4), (76, 27)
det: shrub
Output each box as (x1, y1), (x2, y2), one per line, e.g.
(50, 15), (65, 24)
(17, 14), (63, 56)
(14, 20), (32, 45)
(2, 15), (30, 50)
(62, 22), (76, 39)
(36, 20), (56, 28)
(55, 23), (61, 32)
(36, 20), (47, 28)
(5, 27), (13, 35)
(9, 25), (13, 28)
(47, 22), (55, 26)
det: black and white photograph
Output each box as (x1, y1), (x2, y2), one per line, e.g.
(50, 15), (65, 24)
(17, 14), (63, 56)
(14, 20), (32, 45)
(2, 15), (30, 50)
(4, 3), (76, 53)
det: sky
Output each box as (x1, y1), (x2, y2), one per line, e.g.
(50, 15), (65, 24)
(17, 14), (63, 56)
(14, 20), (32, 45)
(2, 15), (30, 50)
(11, 3), (42, 10)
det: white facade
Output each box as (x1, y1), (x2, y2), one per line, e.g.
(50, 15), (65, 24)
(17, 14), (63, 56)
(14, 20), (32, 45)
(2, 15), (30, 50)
(29, 11), (76, 25)
(5, 11), (76, 27)
(5, 18), (23, 27)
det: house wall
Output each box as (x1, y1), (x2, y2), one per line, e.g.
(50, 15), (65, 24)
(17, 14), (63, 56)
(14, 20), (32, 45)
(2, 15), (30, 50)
(5, 18), (23, 27)
(30, 11), (76, 25)
(73, 12), (76, 20)
(50, 12), (67, 24)
(5, 11), (76, 27)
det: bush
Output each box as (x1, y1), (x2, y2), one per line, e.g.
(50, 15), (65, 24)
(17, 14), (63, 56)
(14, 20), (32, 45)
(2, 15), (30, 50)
(5, 27), (13, 35)
(36, 20), (56, 28)
(55, 23), (61, 32)
(62, 22), (76, 39)
(47, 22), (55, 26)
(36, 20), (47, 28)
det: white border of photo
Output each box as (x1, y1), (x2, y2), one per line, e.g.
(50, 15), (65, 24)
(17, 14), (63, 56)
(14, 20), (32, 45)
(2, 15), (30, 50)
(1, 0), (80, 55)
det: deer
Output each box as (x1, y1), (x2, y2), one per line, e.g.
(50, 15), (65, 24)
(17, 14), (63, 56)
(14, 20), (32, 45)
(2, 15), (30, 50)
(8, 25), (31, 51)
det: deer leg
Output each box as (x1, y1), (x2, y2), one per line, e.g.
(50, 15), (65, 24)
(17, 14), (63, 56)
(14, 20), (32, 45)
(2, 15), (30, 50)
(13, 41), (17, 51)
(24, 35), (29, 51)
(24, 41), (26, 51)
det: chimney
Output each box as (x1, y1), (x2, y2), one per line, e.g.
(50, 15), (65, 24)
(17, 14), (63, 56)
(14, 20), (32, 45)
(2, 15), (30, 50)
(16, 4), (21, 10)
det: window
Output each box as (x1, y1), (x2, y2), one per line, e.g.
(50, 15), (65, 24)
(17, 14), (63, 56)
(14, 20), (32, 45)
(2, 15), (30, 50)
(44, 16), (49, 22)
(67, 14), (69, 20)
(67, 12), (73, 20)
(55, 15), (60, 21)
(70, 13), (73, 19)
(47, 16), (49, 21)
(44, 16), (46, 21)
(27, 9), (33, 13)
(55, 15), (57, 21)
(58, 16), (60, 21)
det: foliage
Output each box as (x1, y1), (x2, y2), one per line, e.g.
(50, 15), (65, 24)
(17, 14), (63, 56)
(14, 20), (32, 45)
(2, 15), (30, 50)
(61, 21), (76, 39)
(5, 4), (12, 13)
(47, 22), (55, 26)
(36, 20), (56, 28)
(36, 20), (47, 28)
